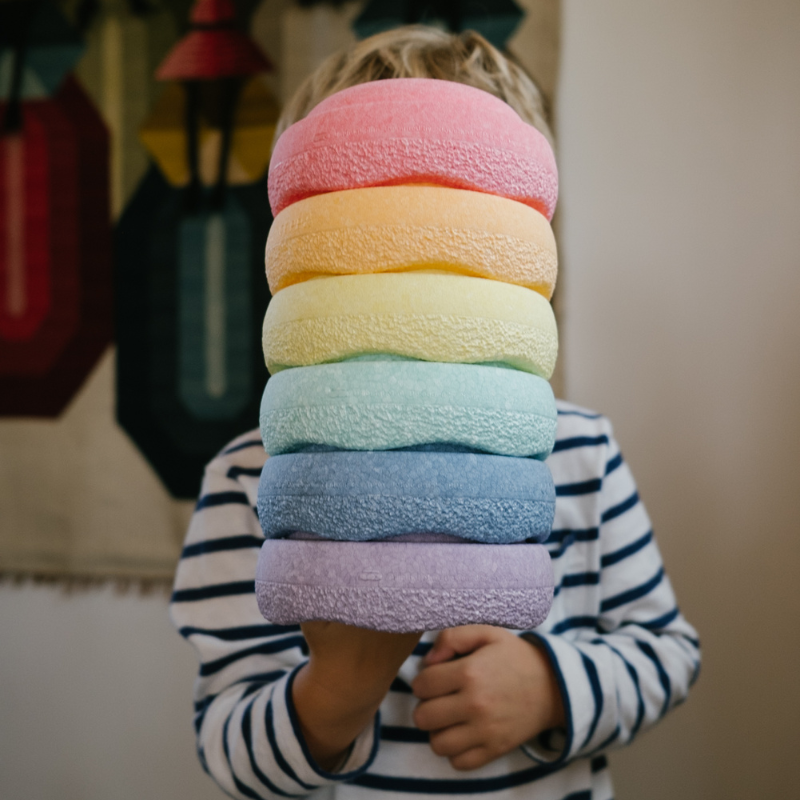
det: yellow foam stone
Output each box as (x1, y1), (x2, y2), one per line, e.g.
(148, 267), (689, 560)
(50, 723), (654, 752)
(264, 185), (558, 297)
(262, 273), (558, 378)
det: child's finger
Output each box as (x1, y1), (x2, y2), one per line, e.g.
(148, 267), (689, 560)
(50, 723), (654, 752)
(449, 746), (493, 772)
(413, 693), (470, 732)
(425, 625), (499, 665)
(412, 658), (464, 699)
(428, 723), (484, 759)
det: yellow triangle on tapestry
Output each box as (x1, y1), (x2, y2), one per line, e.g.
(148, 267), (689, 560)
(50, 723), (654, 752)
(139, 77), (280, 187)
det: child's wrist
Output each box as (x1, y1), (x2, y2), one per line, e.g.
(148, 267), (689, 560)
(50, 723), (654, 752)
(303, 655), (391, 713)
(292, 661), (382, 771)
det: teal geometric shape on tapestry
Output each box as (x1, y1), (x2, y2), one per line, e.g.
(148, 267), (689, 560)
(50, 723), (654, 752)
(0, 54), (48, 98)
(178, 197), (252, 420)
(353, 0), (524, 50)
(116, 167), (273, 498)
(0, 2), (84, 100)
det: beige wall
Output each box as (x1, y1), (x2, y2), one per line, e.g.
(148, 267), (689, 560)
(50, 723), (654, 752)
(0, 583), (221, 800)
(558, 0), (800, 797)
(1, 2), (799, 798)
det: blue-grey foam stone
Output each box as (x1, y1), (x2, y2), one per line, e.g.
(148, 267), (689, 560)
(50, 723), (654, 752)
(257, 450), (555, 543)
(259, 360), (557, 459)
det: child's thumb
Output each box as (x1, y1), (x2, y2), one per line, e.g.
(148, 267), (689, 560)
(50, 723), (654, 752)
(424, 625), (497, 665)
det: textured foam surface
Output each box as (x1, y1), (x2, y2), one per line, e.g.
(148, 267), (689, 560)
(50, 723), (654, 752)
(288, 531), (465, 543)
(262, 273), (558, 378)
(260, 361), (557, 459)
(265, 185), (557, 297)
(268, 78), (558, 220)
(255, 539), (555, 632)
(257, 450), (556, 543)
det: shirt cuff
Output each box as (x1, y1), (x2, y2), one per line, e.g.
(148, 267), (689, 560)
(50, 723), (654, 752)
(522, 727), (570, 764)
(518, 633), (576, 765)
(271, 664), (380, 787)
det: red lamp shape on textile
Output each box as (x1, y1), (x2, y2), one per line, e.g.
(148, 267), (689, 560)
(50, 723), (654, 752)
(0, 1), (112, 417)
(141, 0), (278, 193)
(156, 0), (273, 207)
(156, 0), (272, 81)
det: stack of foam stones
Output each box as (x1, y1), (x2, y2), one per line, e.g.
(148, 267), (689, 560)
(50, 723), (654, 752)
(255, 78), (560, 633)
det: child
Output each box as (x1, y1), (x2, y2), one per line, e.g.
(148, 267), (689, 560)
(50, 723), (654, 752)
(170, 25), (700, 800)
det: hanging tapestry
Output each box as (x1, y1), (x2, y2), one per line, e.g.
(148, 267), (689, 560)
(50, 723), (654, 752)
(1, 0), (560, 582)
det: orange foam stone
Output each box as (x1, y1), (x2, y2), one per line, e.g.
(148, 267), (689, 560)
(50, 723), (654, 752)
(265, 185), (557, 297)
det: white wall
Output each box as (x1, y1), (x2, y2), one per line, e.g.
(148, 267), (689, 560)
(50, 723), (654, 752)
(558, 1), (800, 797)
(1, 2), (799, 798)
(0, 583), (220, 800)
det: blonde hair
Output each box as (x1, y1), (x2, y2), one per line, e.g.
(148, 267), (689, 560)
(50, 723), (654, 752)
(274, 25), (553, 149)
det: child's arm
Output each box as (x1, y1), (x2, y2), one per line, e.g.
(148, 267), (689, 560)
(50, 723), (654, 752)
(521, 425), (701, 766)
(293, 622), (421, 770)
(412, 413), (701, 770)
(170, 437), (416, 799)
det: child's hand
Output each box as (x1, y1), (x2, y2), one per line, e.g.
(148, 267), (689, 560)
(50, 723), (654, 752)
(411, 625), (565, 771)
(293, 622), (422, 771)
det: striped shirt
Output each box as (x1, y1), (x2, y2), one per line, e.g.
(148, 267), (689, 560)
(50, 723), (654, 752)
(170, 400), (701, 799)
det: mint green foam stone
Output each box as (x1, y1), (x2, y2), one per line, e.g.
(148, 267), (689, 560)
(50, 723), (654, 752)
(260, 360), (557, 459)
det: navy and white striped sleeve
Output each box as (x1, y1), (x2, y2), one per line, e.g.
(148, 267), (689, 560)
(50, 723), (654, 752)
(169, 434), (379, 799)
(524, 414), (701, 765)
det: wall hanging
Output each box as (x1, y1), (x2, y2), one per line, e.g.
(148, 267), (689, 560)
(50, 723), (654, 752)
(0, 0), (559, 585)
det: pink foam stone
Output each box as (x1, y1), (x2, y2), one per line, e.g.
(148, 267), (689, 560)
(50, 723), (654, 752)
(268, 78), (558, 220)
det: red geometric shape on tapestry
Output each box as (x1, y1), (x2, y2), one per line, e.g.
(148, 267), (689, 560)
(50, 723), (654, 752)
(191, 0), (236, 24)
(0, 95), (80, 374)
(0, 130), (51, 340)
(156, 30), (271, 80)
(0, 77), (112, 416)
(156, 0), (271, 81)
